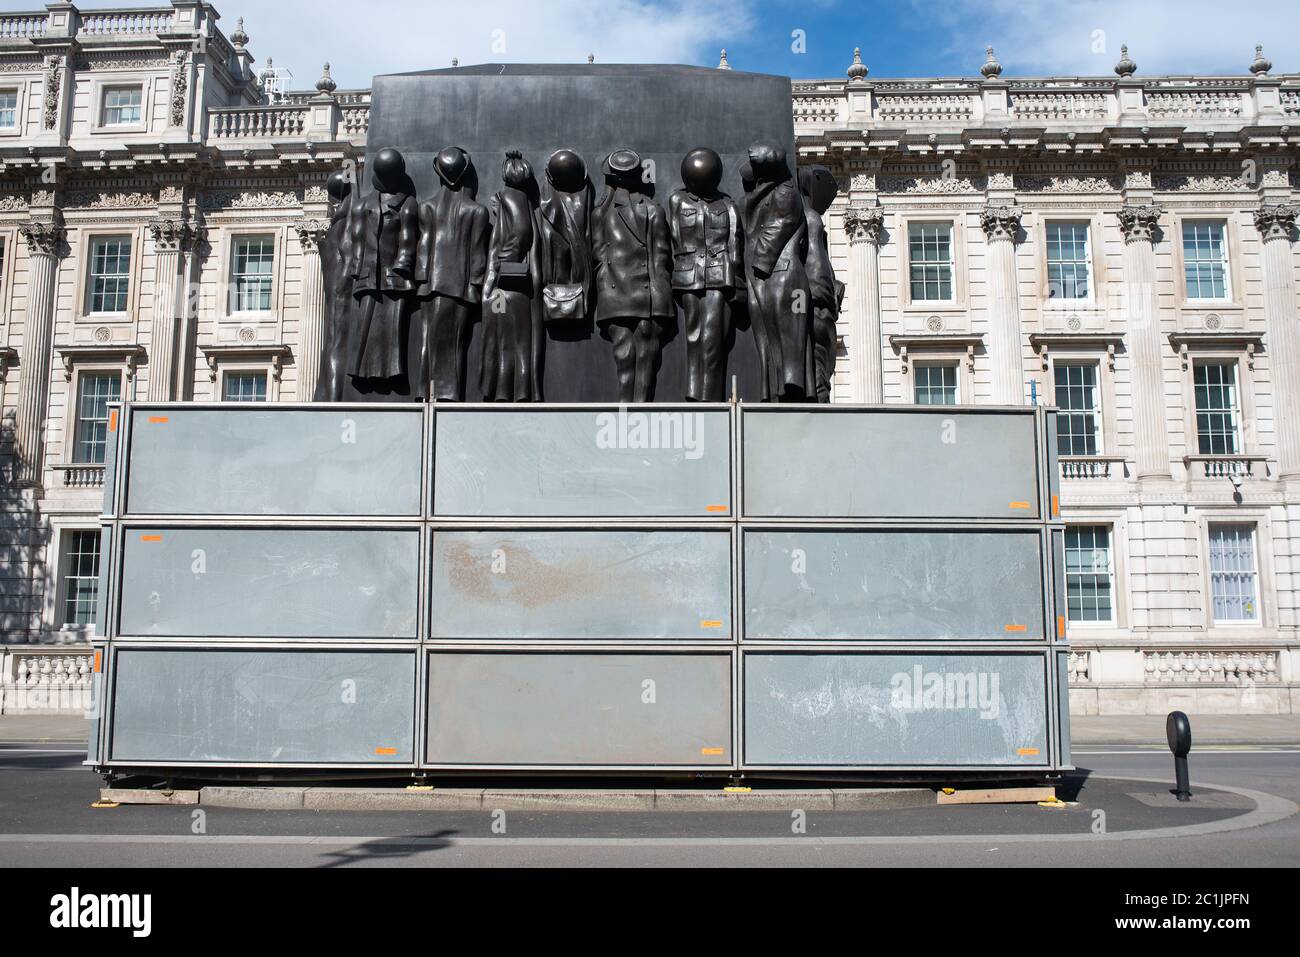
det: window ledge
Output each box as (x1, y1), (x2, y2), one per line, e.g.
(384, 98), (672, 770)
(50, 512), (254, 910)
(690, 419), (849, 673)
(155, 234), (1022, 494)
(1060, 454), (1127, 479)
(1184, 454), (1269, 478)
(49, 463), (106, 488)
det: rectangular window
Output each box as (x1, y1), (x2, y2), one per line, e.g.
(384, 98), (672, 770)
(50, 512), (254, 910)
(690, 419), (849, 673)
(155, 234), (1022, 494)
(1055, 362), (1101, 456)
(908, 222), (953, 302)
(0, 90), (17, 129)
(1194, 362), (1240, 455)
(1182, 221), (1230, 300)
(73, 372), (121, 464)
(1208, 523), (1259, 623)
(913, 363), (957, 405)
(1046, 222), (1090, 300)
(1065, 525), (1114, 623)
(222, 371), (268, 402)
(87, 235), (131, 313)
(61, 529), (101, 628)
(231, 236), (275, 312)
(101, 86), (143, 127)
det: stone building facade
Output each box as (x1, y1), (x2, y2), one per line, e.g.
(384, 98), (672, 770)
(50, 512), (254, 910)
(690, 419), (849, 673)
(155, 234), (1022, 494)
(1, 3), (1297, 717)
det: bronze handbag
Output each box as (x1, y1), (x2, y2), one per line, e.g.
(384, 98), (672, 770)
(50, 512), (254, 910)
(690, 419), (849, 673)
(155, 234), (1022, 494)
(542, 283), (585, 322)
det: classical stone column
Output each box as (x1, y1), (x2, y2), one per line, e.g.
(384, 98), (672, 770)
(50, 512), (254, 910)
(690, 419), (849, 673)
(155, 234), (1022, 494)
(146, 219), (198, 402)
(1255, 203), (1300, 477)
(295, 219), (329, 401)
(843, 204), (885, 403)
(13, 220), (64, 486)
(981, 204), (1025, 404)
(1118, 204), (1169, 479)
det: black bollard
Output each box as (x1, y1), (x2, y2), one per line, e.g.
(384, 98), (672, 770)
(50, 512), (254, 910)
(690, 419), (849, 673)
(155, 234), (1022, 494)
(1166, 710), (1193, 801)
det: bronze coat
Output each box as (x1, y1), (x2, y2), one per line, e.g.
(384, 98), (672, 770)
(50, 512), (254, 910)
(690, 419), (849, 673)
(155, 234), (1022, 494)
(668, 190), (741, 292)
(414, 187), (490, 304)
(346, 189), (418, 296)
(591, 187), (673, 323)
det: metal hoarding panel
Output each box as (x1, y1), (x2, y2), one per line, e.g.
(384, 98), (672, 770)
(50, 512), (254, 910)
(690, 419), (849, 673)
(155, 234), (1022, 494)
(744, 529), (1046, 640)
(125, 408), (423, 516)
(425, 652), (732, 766)
(743, 652), (1049, 767)
(118, 528), (420, 638)
(429, 529), (732, 639)
(109, 648), (415, 764)
(742, 409), (1041, 519)
(433, 408), (731, 517)
(1056, 651), (1073, 767)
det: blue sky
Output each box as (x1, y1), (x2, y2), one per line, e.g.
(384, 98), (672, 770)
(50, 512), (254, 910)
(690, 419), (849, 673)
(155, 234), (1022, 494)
(22, 0), (1300, 90)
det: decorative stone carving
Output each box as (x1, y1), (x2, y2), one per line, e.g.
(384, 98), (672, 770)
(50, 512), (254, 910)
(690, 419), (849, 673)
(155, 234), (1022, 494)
(303, 185), (330, 204)
(1253, 203), (1298, 242)
(201, 190), (302, 210)
(0, 195), (29, 211)
(65, 190), (156, 210)
(30, 189), (56, 207)
(19, 220), (65, 256)
(294, 219), (329, 249)
(158, 185), (185, 204)
(878, 174), (986, 194)
(1015, 174), (1120, 193)
(169, 50), (189, 127)
(1152, 174), (1250, 192)
(980, 204), (1022, 241)
(843, 203), (884, 245)
(42, 55), (61, 130)
(148, 218), (204, 251)
(1118, 204), (1163, 243)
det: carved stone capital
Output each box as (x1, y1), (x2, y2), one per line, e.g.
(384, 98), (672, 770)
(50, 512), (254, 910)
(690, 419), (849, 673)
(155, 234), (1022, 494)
(979, 204), (1022, 241)
(844, 204), (884, 246)
(148, 218), (204, 252)
(1117, 204), (1164, 244)
(1253, 203), (1299, 242)
(19, 219), (65, 257)
(294, 219), (329, 250)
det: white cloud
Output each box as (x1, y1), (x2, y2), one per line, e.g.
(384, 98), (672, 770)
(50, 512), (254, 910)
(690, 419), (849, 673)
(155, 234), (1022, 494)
(216, 0), (757, 89)
(919, 0), (1300, 77)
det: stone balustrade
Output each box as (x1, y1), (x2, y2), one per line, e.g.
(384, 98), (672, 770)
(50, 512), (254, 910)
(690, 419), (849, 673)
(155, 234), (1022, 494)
(0, 649), (95, 715)
(77, 7), (173, 35)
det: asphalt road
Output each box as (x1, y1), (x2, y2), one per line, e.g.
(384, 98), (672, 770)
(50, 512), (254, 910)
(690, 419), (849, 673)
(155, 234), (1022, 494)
(0, 744), (1296, 867)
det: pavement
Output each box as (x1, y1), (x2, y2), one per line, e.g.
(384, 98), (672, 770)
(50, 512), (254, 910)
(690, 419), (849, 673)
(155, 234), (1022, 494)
(6, 712), (1300, 747)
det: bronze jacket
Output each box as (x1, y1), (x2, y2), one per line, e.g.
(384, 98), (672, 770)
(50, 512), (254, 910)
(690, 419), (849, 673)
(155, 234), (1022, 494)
(346, 189), (418, 296)
(668, 190), (741, 292)
(591, 188), (673, 322)
(415, 187), (490, 304)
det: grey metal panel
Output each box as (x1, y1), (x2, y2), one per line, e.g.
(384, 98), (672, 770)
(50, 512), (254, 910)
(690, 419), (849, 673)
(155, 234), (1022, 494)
(125, 408), (423, 515)
(1056, 651), (1072, 767)
(742, 409), (1042, 519)
(109, 648), (415, 763)
(744, 530), (1045, 640)
(1051, 528), (1067, 643)
(434, 408), (732, 517)
(118, 528), (419, 638)
(94, 524), (113, 636)
(426, 652), (732, 765)
(430, 530), (732, 639)
(743, 652), (1049, 767)
(102, 403), (120, 516)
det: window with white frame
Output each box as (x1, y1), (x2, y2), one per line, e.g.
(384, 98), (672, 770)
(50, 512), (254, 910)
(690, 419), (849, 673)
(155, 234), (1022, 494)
(1194, 361), (1241, 455)
(1208, 523), (1259, 623)
(1046, 222), (1090, 300)
(908, 222), (953, 301)
(222, 370), (268, 402)
(1065, 525), (1114, 623)
(60, 529), (101, 628)
(913, 363), (957, 405)
(86, 235), (131, 314)
(1182, 220), (1230, 300)
(100, 86), (143, 127)
(1054, 362), (1102, 456)
(231, 236), (275, 312)
(0, 89), (17, 130)
(72, 372), (121, 464)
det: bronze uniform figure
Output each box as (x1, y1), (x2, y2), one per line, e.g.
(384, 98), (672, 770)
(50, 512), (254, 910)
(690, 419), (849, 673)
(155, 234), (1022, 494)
(413, 147), (490, 401)
(669, 147), (742, 403)
(313, 168), (353, 402)
(799, 165), (843, 404)
(592, 148), (673, 403)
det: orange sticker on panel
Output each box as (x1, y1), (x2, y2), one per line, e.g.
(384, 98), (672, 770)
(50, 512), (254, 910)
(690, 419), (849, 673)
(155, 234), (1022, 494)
(108, 410), (118, 433)
(705, 505), (728, 513)
(1009, 501), (1032, 510)
(700, 619), (724, 629)
(147, 416), (169, 424)
(700, 747), (725, 756)
(1057, 615), (1066, 638)
(1052, 494), (1060, 516)
(1004, 624), (1028, 633)
(139, 534), (162, 542)
(1017, 748), (1041, 756)
(374, 747), (398, 756)
(93, 651), (102, 673)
